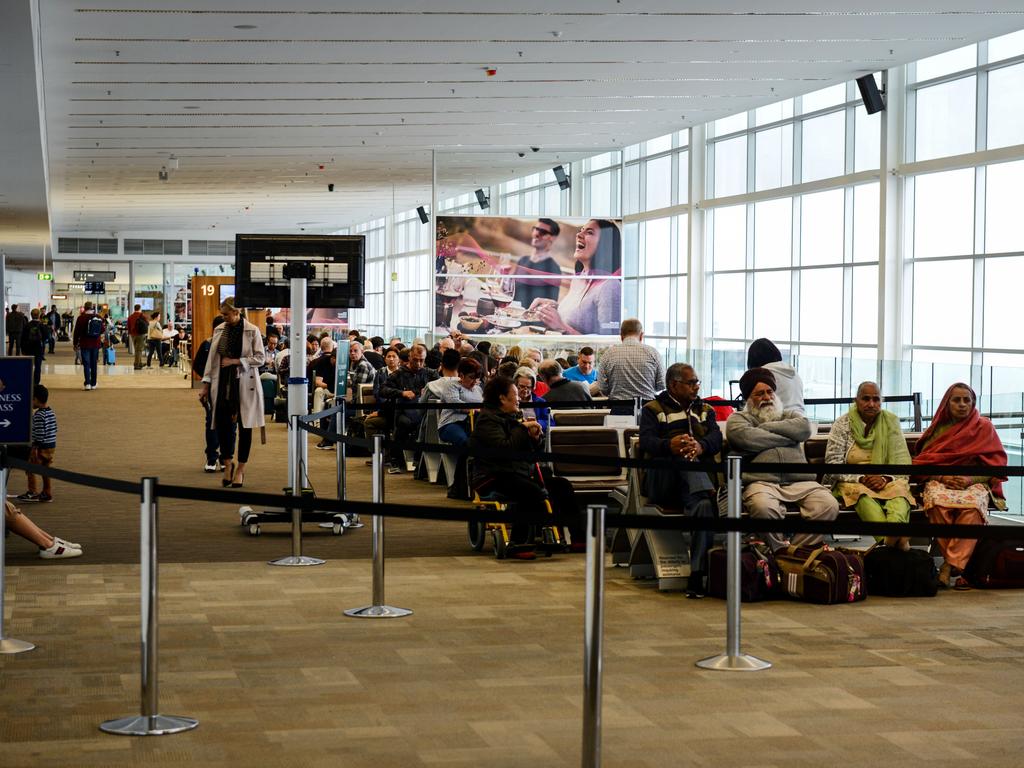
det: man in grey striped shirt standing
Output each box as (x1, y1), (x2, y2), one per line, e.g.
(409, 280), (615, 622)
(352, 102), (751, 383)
(595, 318), (665, 415)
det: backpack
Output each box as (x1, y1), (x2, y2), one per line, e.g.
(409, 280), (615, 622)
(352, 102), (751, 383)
(85, 315), (105, 339)
(26, 322), (43, 348)
(134, 314), (149, 336)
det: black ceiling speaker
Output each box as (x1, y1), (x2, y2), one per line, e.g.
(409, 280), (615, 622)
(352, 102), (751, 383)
(552, 165), (570, 190)
(856, 74), (885, 114)
(475, 188), (490, 210)
(416, 205), (429, 224)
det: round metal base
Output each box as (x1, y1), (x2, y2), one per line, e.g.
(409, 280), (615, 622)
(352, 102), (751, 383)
(0, 637), (36, 654)
(343, 604), (413, 619)
(99, 714), (199, 736)
(696, 653), (772, 671)
(344, 520), (365, 529)
(268, 555), (326, 567)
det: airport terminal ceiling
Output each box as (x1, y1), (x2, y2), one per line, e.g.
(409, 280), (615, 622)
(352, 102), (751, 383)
(4, 0), (1020, 251)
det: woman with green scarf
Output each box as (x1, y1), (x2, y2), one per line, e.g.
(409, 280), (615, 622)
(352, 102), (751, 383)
(824, 381), (914, 548)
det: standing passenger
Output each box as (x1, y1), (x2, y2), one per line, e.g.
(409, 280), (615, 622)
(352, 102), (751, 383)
(198, 299), (266, 488)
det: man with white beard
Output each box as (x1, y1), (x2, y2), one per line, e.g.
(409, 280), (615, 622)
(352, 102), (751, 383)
(726, 367), (838, 552)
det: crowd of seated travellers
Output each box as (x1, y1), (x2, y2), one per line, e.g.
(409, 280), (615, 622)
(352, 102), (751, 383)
(236, 317), (1007, 585)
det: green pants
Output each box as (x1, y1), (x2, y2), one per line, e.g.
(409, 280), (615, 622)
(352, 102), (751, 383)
(855, 495), (911, 542)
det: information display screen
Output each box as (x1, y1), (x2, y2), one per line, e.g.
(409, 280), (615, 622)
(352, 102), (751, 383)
(234, 234), (365, 309)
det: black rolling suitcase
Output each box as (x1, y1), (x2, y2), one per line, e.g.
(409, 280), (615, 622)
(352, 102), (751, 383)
(863, 545), (938, 597)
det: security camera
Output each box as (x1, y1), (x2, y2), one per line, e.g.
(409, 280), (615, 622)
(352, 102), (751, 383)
(530, 146), (540, 152)
(517, 152), (525, 158)
(327, 183), (334, 192)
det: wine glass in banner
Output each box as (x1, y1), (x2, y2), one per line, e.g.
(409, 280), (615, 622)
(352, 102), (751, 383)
(232, 234), (366, 567)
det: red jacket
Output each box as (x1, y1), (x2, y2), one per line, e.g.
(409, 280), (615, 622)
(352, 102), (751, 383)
(126, 311), (147, 337)
(72, 312), (103, 350)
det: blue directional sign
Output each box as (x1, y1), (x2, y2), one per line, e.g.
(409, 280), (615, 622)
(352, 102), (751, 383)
(0, 357), (34, 445)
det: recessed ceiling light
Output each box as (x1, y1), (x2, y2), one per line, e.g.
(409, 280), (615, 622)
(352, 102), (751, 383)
(234, 24), (258, 30)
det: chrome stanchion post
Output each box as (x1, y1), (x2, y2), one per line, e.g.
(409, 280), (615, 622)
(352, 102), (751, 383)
(100, 477), (198, 735)
(344, 434), (411, 618)
(582, 504), (606, 768)
(269, 416), (324, 566)
(337, 401), (345, 501)
(0, 465), (35, 654)
(696, 454), (771, 671)
(337, 400), (361, 528)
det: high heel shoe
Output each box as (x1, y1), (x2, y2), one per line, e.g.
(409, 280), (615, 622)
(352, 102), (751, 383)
(222, 462), (235, 488)
(231, 465), (245, 488)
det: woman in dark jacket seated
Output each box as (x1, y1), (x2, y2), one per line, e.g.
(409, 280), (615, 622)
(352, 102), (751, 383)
(469, 375), (578, 556)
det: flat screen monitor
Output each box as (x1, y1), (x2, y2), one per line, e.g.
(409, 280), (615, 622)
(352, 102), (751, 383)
(219, 284), (235, 304)
(137, 297), (155, 311)
(84, 281), (105, 294)
(234, 234), (365, 309)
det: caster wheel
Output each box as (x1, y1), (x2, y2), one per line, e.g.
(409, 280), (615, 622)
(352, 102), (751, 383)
(468, 521), (486, 552)
(493, 529), (507, 560)
(332, 523), (344, 535)
(248, 524), (261, 536)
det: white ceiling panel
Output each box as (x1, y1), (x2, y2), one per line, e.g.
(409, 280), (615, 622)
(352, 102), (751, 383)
(21, 0), (1024, 240)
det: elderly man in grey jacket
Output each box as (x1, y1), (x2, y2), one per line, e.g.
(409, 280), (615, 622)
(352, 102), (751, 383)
(726, 367), (838, 552)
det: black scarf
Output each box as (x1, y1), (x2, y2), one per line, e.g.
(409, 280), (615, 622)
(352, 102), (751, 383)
(218, 321), (244, 360)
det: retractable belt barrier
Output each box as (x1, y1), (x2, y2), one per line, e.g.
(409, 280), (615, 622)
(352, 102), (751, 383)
(3, 451), (1017, 541)
(340, 393), (921, 412)
(343, 398), (637, 412)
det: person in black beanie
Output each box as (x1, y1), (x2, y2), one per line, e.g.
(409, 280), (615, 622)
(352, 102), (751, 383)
(745, 337), (805, 414)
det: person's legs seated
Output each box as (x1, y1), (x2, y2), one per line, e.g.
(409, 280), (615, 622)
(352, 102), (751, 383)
(438, 421), (469, 447)
(682, 490), (715, 596)
(854, 495), (887, 543)
(742, 482), (788, 551)
(5, 501), (81, 558)
(792, 486), (839, 549)
(389, 412), (420, 471)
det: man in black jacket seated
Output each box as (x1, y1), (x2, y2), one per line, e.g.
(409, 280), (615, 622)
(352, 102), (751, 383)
(638, 362), (722, 597)
(379, 343), (438, 472)
(536, 359), (592, 404)
(469, 375), (579, 559)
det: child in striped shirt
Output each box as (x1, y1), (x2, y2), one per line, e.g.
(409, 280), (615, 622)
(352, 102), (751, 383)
(18, 384), (57, 503)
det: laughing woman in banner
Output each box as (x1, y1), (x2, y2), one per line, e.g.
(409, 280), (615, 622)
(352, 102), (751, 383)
(528, 219), (621, 336)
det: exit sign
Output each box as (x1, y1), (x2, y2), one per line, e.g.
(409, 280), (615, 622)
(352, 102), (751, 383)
(37, 273), (53, 281)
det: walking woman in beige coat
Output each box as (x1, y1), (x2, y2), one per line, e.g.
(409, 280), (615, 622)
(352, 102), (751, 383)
(199, 298), (266, 487)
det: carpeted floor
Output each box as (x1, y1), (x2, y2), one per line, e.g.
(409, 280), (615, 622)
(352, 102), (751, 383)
(5, 344), (1024, 767)
(4, 344), (470, 565)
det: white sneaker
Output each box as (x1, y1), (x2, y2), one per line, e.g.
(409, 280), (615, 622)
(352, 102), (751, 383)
(204, 462), (218, 472)
(83, 384), (91, 391)
(39, 541), (83, 559)
(53, 537), (81, 550)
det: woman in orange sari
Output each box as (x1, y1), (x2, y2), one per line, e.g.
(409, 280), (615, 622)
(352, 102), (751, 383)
(913, 383), (1007, 588)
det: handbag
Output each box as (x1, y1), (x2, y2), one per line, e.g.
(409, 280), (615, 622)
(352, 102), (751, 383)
(707, 542), (781, 602)
(774, 544), (866, 604)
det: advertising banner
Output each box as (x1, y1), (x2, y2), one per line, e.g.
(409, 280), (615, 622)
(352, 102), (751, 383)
(435, 216), (622, 337)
